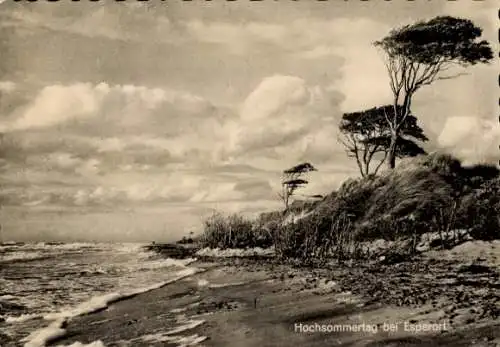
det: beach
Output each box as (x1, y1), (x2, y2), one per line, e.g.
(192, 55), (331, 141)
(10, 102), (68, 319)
(31, 242), (500, 347)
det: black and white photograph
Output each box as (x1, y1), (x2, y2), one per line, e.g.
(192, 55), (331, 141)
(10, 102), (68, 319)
(0, 1), (498, 346)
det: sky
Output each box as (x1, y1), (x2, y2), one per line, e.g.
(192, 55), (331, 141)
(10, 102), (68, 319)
(0, 1), (498, 242)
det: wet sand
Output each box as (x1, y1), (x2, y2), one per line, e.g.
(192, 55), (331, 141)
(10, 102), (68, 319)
(45, 251), (500, 347)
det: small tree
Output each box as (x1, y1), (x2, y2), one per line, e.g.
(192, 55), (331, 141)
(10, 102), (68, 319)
(375, 16), (493, 169)
(279, 162), (317, 210)
(339, 105), (427, 177)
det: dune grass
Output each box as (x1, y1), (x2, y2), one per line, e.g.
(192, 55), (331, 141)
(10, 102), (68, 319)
(200, 212), (273, 249)
(198, 153), (500, 262)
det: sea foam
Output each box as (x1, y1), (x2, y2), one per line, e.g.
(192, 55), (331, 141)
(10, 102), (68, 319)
(56, 340), (106, 347)
(22, 267), (199, 347)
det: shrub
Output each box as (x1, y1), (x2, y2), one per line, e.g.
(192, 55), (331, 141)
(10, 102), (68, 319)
(458, 178), (500, 240)
(273, 211), (367, 262)
(200, 212), (273, 249)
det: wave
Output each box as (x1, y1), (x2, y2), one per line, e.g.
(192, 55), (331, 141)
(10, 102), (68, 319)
(5, 313), (41, 323)
(131, 257), (196, 272)
(55, 341), (105, 347)
(0, 243), (150, 265)
(22, 267), (200, 347)
(13, 243), (102, 251)
(0, 241), (26, 247)
(0, 251), (51, 263)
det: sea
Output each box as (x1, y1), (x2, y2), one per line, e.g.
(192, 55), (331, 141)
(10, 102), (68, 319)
(0, 242), (201, 347)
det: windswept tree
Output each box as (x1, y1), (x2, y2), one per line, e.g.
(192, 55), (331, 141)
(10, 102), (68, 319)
(375, 16), (493, 169)
(339, 105), (428, 177)
(279, 162), (317, 209)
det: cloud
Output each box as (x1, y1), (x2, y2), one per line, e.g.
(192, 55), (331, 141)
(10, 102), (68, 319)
(10, 82), (214, 132)
(185, 16), (393, 113)
(228, 75), (340, 160)
(6, 5), (181, 45)
(438, 116), (499, 164)
(186, 16), (391, 113)
(4, 167), (278, 209)
(7, 84), (101, 131)
(319, 21), (392, 112)
(233, 178), (274, 201)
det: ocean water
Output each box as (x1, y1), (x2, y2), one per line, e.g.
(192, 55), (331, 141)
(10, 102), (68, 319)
(0, 242), (199, 347)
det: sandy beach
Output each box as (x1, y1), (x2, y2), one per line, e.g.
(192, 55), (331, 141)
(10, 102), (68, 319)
(43, 243), (499, 347)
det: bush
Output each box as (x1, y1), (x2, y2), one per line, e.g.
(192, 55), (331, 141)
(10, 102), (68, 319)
(200, 212), (273, 249)
(458, 178), (500, 240)
(273, 211), (368, 262)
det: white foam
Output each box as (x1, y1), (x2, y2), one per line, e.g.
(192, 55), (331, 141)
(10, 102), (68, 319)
(5, 313), (41, 323)
(0, 251), (48, 263)
(29, 243), (103, 251)
(195, 247), (274, 258)
(194, 277), (248, 289)
(43, 293), (122, 321)
(208, 281), (247, 289)
(141, 333), (207, 346)
(177, 334), (207, 347)
(23, 319), (67, 347)
(197, 279), (209, 287)
(132, 257), (196, 271)
(0, 294), (16, 300)
(167, 318), (205, 335)
(56, 340), (106, 347)
(113, 243), (148, 253)
(22, 267), (200, 347)
(130, 314), (206, 345)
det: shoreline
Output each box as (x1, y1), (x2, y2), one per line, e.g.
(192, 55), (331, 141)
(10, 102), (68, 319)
(25, 245), (499, 347)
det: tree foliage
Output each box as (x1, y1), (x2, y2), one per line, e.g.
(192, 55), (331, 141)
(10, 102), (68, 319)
(279, 162), (317, 209)
(339, 105), (428, 177)
(374, 16), (493, 169)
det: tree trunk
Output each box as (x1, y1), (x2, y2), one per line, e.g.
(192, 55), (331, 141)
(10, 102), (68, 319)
(387, 132), (397, 169)
(282, 184), (289, 210)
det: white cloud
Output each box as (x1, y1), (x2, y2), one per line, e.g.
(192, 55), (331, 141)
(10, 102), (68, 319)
(12, 169), (270, 208)
(29, 152), (103, 177)
(322, 20), (392, 112)
(438, 116), (499, 164)
(9, 84), (100, 131)
(3, 82), (218, 143)
(190, 182), (243, 203)
(229, 75), (336, 158)
(240, 75), (311, 122)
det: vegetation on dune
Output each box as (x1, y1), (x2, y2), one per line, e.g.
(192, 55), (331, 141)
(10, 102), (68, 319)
(200, 212), (273, 249)
(199, 153), (500, 262)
